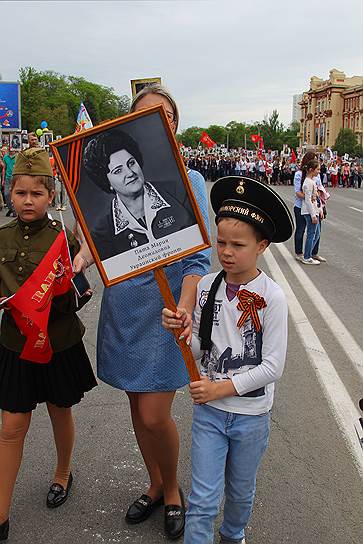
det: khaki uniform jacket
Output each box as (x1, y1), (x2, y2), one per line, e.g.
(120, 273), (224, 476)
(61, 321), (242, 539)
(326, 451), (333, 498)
(0, 215), (88, 353)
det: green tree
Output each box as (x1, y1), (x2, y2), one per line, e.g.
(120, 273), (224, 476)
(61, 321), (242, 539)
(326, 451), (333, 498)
(334, 128), (359, 156)
(225, 121), (250, 149)
(283, 120), (300, 151)
(258, 110), (285, 150)
(19, 66), (130, 136)
(206, 124), (226, 145)
(178, 126), (204, 148)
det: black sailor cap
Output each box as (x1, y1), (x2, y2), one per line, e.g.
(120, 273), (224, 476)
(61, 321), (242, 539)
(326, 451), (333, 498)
(210, 176), (294, 243)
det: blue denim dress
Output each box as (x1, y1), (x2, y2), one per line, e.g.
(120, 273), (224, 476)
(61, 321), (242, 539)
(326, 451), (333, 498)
(97, 170), (211, 392)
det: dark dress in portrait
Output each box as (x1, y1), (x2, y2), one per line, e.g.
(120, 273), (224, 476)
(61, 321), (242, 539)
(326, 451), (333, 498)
(92, 181), (197, 260)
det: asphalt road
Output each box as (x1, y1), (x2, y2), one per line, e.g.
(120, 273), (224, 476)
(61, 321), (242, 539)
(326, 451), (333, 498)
(0, 184), (362, 544)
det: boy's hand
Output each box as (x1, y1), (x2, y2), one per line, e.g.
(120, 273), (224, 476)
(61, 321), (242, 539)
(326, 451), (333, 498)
(162, 307), (192, 345)
(189, 377), (237, 404)
(189, 377), (219, 404)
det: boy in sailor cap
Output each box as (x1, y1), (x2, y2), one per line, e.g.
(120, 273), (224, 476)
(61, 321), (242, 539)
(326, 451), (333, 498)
(163, 176), (293, 544)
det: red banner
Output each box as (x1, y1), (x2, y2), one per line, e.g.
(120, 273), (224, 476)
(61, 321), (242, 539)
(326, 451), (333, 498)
(291, 149), (297, 162)
(8, 230), (74, 363)
(250, 134), (261, 144)
(200, 131), (216, 148)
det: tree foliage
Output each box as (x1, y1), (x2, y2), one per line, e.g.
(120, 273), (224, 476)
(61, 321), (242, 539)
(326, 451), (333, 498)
(19, 67), (130, 136)
(178, 110), (300, 151)
(334, 128), (360, 157)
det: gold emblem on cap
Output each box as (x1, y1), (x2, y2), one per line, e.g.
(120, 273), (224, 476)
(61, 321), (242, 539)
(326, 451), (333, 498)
(236, 181), (245, 195)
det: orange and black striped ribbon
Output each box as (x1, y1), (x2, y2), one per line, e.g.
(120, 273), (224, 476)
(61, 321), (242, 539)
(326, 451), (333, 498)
(236, 289), (267, 332)
(66, 140), (83, 194)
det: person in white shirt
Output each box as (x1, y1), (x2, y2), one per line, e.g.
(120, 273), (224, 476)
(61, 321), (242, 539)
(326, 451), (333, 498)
(162, 177), (293, 544)
(300, 158), (322, 265)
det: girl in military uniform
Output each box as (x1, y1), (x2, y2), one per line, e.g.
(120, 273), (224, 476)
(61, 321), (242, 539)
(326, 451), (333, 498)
(0, 148), (97, 541)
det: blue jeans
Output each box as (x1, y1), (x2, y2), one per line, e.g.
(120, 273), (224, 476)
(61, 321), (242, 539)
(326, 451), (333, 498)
(293, 206), (306, 255)
(184, 404), (270, 544)
(303, 214), (320, 259)
(294, 206), (321, 256)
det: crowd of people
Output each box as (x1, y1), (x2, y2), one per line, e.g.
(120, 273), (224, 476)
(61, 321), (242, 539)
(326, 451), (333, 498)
(184, 149), (363, 188)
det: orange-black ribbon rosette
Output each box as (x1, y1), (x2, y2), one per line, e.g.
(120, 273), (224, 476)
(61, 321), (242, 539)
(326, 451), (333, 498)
(236, 289), (267, 332)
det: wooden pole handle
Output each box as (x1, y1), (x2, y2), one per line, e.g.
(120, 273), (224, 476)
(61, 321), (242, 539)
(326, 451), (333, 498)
(154, 267), (200, 382)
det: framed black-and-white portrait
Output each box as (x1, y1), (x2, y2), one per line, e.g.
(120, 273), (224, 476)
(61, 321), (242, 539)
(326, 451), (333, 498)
(10, 133), (21, 151)
(1, 134), (10, 148)
(51, 104), (210, 287)
(130, 77), (161, 98)
(21, 132), (29, 150)
(41, 131), (54, 147)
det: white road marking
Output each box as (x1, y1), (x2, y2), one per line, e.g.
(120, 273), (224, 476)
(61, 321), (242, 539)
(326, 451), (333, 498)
(264, 247), (363, 478)
(275, 242), (363, 381)
(349, 206), (363, 213)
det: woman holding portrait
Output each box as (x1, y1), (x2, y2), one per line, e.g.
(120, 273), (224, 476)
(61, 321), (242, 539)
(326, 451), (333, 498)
(75, 84), (211, 540)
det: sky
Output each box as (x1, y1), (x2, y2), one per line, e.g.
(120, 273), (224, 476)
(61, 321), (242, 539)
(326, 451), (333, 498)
(2, 0), (363, 131)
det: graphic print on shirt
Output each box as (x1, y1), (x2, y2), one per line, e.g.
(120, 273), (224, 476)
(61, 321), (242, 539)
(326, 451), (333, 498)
(201, 315), (262, 380)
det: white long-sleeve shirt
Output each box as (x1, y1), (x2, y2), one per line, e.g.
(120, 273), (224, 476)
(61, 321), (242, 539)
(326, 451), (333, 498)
(191, 271), (288, 415)
(301, 176), (319, 218)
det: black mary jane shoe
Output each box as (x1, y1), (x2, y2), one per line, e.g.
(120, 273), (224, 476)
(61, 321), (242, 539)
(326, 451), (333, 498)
(46, 472), (73, 508)
(164, 488), (185, 540)
(0, 519), (9, 541)
(125, 494), (164, 524)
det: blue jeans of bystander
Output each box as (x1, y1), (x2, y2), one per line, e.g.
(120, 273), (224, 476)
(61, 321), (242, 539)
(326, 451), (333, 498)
(184, 404), (270, 544)
(303, 214), (320, 260)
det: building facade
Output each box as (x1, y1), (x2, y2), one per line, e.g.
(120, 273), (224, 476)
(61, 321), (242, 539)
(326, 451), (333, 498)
(299, 69), (363, 150)
(292, 94), (303, 123)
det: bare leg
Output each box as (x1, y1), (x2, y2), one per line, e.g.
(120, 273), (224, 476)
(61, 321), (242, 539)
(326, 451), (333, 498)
(127, 392), (164, 501)
(127, 391), (181, 505)
(46, 403), (75, 488)
(0, 410), (32, 523)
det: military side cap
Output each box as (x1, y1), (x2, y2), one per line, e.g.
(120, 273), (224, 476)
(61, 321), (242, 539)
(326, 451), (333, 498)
(13, 148), (53, 177)
(210, 176), (294, 243)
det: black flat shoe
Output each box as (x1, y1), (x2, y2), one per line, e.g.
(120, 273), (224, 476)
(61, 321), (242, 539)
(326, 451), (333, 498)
(46, 472), (73, 508)
(0, 519), (9, 541)
(164, 488), (185, 540)
(125, 494), (164, 524)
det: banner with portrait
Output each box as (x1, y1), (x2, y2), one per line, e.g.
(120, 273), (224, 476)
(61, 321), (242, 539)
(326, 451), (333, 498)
(50, 105), (210, 287)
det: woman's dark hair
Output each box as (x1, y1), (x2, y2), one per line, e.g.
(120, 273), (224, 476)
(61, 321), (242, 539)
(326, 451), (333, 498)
(83, 127), (143, 193)
(301, 158), (320, 189)
(299, 151), (317, 190)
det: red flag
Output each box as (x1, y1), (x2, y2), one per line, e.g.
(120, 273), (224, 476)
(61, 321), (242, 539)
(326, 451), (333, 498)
(291, 149), (297, 162)
(8, 230), (74, 364)
(250, 134), (261, 144)
(200, 131), (216, 148)
(259, 138), (264, 150)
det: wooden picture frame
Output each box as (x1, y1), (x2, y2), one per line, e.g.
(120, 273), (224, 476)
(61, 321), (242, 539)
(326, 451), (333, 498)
(130, 77), (162, 98)
(50, 105), (210, 287)
(42, 131), (54, 148)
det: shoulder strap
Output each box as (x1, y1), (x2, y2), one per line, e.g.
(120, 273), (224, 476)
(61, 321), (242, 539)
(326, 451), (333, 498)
(199, 270), (226, 351)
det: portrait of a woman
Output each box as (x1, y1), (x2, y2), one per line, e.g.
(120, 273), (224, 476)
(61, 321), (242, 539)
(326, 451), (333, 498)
(83, 128), (196, 260)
